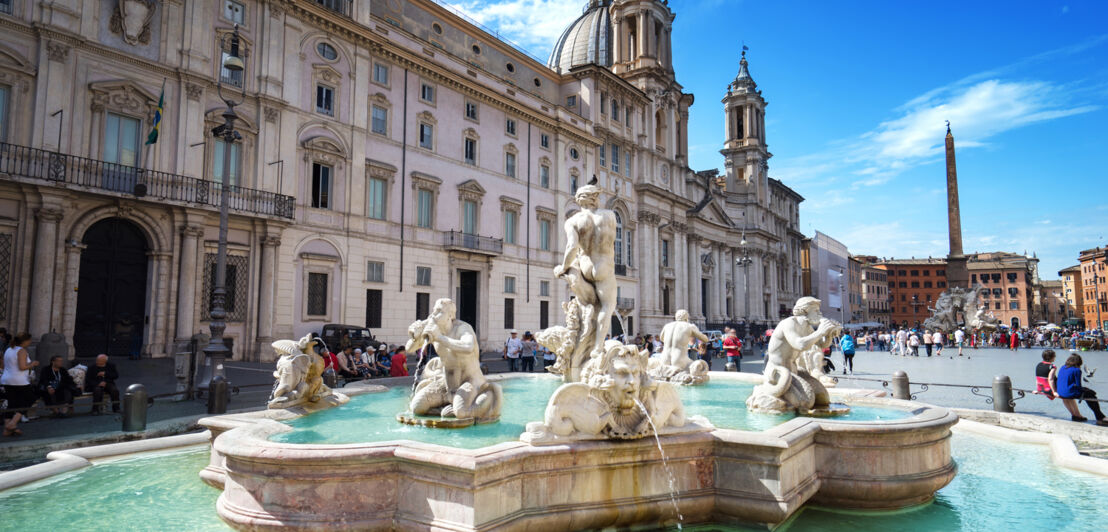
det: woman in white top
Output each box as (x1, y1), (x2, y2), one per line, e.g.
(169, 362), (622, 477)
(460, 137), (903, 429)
(2, 332), (38, 436)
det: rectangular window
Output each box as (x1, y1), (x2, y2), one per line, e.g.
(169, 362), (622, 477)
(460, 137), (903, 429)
(220, 52), (244, 88)
(505, 118), (517, 136)
(504, 298), (514, 329)
(566, 95), (577, 108)
(0, 85), (9, 142)
(540, 133), (550, 149)
(540, 300), (549, 330)
(367, 261), (385, 282)
(539, 219), (551, 251)
(224, 0), (245, 23)
(570, 175), (578, 193)
(419, 123), (433, 149)
(625, 106), (632, 127)
(315, 85), (334, 116)
(625, 151), (632, 177)
(416, 292), (430, 321)
(417, 189), (433, 228)
(371, 105), (388, 135)
(366, 289), (382, 328)
(373, 63), (389, 85)
(504, 211), (518, 245)
(420, 83), (435, 103)
(539, 164), (550, 188)
(212, 139), (240, 186)
(611, 99), (619, 121)
(599, 144), (606, 167)
(465, 101), (478, 120)
(661, 239), (670, 267)
(463, 200), (478, 234)
(307, 272), (328, 316)
(505, 152), (516, 178)
(611, 144), (620, 173)
(367, 177), (387, 220)
(600, 92), (606, 114)
(311, 162), (331, 209)
(416, 266), (432, 286)
(464, 138), (477, 165)
(504, 276), (516, 294)
(103, 113), (141, 166)
(539, 280), (550, 297)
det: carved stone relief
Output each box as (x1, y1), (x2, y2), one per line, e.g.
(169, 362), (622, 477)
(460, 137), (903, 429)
(109, 0), (157, 46)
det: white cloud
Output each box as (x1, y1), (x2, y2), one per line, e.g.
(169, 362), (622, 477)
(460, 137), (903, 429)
(449, 0), (584, 59)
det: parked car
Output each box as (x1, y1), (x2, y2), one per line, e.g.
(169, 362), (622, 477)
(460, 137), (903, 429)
(318, 324), (384, 353)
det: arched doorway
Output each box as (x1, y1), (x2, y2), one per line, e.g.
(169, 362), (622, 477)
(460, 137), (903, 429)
(1011, 317), (1020, 329)
(74, 218), (149, 358)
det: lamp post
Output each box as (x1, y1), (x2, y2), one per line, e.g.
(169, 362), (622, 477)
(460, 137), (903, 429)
(198, 25), (245, 391)
(736, 230), (753, 322)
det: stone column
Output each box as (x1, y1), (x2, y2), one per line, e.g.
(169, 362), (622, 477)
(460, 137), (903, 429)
(175, 225), (203, 342)
(674, 229), (686, 314)
(715, 245), (725, 320)
(146, 252), (172, 357)
(28, 208), (63, 337)
(256, 236), (280, 343)
(637, 12), (647, 58)
(613, 17), (623, 64)
(731, 248), (742, 320)
(60, 241), (85, 359)
(688, 236), (701, 320)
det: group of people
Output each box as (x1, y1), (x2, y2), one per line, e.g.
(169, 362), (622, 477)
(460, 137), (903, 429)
(502, 330), (556, 372)
(1, 330), (122, 437)
(322, 342), (410, 382)
(1034, 349), (1107, 426)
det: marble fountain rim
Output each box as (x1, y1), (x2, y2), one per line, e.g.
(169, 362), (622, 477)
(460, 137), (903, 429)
(202, 371), (958, 465)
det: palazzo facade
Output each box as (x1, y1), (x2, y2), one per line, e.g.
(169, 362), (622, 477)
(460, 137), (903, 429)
(0, 0), (801, 361)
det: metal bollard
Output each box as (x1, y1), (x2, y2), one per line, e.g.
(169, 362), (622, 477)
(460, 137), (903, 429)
(891, 370), (910, 400)
(322, 368), (338, 389)
(207, 375), (229, 414)
(992, 375), (1014, 413)
(725, 362), (738, 372)
(122, 384), (148, 432)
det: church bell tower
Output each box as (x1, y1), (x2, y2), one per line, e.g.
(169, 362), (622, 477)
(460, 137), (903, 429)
(720, 50), (770, 204)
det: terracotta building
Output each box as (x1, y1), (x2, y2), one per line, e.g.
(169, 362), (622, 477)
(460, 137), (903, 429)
(1078, 247), (1107, 331)
(1058, 264), (1084, 328)
(1038, 280), (1065, 326)
(875, 258), (948, 328)
(967, 252), (1039, 330)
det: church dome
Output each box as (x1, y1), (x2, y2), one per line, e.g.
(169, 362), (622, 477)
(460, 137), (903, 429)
(547, 1), (613, 74)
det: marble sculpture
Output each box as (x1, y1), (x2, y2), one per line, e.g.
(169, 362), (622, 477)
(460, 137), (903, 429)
(746, 297), (843, 415)
(647, 310), (711, 385)
(268, 334), (348, 409)
(403, 298), (503, 426)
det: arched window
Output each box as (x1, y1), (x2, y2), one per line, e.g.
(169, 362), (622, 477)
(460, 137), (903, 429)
(614, 211), (623, 266)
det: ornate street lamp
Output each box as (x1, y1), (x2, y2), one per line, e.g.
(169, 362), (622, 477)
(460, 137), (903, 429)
(198, 25), (245, 391)
(735, 229), (753, 323)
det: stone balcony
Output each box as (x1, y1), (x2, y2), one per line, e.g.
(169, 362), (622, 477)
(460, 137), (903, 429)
(617, 297), (635, 311)
(443, 231), (503, 256)
(0, 142), (295, 219)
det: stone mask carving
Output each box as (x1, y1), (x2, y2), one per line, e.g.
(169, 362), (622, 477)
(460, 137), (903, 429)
(110, 0), (156, 46)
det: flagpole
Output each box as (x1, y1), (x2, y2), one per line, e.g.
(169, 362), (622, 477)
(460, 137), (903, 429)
(145, 78), (166, 173)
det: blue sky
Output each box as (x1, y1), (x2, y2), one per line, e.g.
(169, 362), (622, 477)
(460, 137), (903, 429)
(452, 0), (1108, 279)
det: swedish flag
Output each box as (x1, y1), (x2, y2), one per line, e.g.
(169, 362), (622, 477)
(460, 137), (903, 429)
(146, 79), (165, 145)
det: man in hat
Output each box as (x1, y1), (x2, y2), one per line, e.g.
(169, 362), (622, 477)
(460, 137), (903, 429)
(503, 329), (523, 372)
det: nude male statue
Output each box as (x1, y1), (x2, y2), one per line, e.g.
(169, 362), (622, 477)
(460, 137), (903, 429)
(659, 310), (709, 371)
(747, 296), (840, 413)
(407, 298), (501, 422)
(553, 177), (617, 361)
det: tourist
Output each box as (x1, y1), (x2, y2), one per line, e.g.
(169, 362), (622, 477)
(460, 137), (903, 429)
(840, 331), (856, 374)
(336, 346), (360, 380)
(2, 333), (37, 436)
(1056, 354), (1108, 426)
(503, 330), (522, 372)
(360, 346), (381, 377)
(895, 328), (908, 356)
(1009, 329), (1020, 351)
(722, 328), (742, 370)
(38, 355), (78, 417)
(1034, 350), (1060, 401)
(922, 330), (934, 357)
(376, 346), (393, 376)
(954, 328), (965, 356)
(86, 354), (120, 415)
(652, 334), (663, 353)
(541, 344), (556, 369)
(390, 346), (409, 377)
(932, 330), (944, 356)
(520, 332), (538, 373)
(907, 331), (920, 356)
(695, 341), (711, 370)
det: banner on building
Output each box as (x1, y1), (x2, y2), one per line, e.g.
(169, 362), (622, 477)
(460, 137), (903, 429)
(827, 268), (843, 309)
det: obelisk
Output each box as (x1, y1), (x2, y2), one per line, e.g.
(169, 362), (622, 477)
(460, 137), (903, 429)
(944, 122), (968, 289)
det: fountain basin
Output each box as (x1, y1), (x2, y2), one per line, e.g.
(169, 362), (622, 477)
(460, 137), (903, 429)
(199, 373), (956, 530)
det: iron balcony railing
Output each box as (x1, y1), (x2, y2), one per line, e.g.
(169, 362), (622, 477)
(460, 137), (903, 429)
(312, 0), (352, 17)
(616, 297), (635, 311)
(0, 142), (295, 219)
(443, 231), (503, 255)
